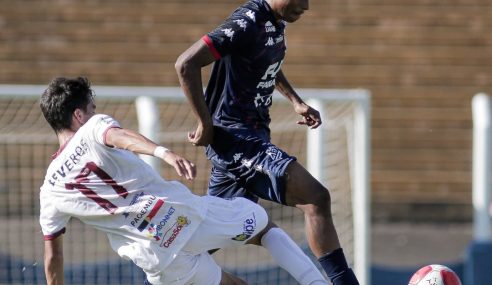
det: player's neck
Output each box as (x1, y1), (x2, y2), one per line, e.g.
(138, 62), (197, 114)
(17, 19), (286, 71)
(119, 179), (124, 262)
(265, 0), (282, 23)
(57, 130), (76, 147)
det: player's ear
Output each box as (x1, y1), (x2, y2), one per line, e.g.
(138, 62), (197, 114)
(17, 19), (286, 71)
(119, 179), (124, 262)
(73, 108), (84, 126)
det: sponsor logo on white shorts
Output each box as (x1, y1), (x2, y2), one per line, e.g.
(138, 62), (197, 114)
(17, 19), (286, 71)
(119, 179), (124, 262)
(232, 213), (257, 241)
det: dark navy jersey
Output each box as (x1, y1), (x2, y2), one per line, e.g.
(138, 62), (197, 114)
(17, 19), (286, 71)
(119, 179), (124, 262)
(203, 0), (286, 139)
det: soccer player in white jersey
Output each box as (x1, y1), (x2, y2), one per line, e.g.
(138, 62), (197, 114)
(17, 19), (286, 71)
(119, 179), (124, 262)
(39, 77), (273, 285)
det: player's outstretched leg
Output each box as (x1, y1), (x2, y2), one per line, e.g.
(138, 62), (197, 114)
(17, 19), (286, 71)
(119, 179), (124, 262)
(246, 222), (328, 285)
(284, 161), (359, 285)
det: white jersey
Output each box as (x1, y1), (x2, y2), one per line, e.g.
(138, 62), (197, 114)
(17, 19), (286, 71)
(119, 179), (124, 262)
(39, 114), (208, 271)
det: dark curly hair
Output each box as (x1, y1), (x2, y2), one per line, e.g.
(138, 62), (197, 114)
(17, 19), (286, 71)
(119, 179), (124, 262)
(40, 77), (95, 133)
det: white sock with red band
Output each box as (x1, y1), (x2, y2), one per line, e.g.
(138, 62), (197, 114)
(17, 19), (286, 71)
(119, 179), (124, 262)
(261, 227), (328, 285)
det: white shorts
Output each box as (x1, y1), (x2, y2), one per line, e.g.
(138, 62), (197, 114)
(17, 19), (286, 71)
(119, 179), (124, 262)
(183, 196), (268, 254)
(147, 196), (268, 285)
(146, 252), (221, 285)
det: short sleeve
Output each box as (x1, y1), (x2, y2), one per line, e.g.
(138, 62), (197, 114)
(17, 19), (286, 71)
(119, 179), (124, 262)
(90, 114), (121, 146)
(205, 8), (258, 58)
(39, 187), (70, 240)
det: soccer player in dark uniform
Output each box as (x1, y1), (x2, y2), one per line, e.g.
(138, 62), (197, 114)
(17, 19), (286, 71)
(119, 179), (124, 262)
(176, 0), (360, 284)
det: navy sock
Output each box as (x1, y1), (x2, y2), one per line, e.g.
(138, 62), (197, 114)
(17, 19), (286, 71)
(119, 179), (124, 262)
(318, 248), (360, 285)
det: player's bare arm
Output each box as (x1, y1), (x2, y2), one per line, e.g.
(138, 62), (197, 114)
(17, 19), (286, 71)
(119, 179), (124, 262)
(44, 235), (64, 285)
(105, 127), (196, 180)
(175, 39), (217, 146)
(275, 69), (322, 129)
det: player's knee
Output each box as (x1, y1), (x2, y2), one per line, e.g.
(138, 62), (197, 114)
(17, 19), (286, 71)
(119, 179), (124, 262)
(302, 188), (332, 217)
(316, 187), (331, 207)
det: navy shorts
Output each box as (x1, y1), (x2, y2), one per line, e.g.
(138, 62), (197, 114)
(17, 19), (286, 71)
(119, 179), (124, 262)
(206, 127), (296, 205)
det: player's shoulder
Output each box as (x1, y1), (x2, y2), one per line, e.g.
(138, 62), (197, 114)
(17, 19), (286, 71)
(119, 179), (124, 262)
(88, 114), (116, 124)
(230, 0), (270, 25)
(233, 0), (287, 36)
(82, 114), (119, 130)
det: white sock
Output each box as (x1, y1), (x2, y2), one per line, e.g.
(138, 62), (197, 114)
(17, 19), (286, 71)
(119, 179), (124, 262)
(261, 227), (328, 285)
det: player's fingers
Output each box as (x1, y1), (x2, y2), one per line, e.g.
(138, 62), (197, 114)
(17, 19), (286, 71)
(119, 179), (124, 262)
(190, 162), (197, 179)
(174, 164), (184, 177)
(310, 119), (322, 129)
(307, 114), (321, 128)
(185, 161), (196, 180)
(180, 160), (191, 180)
(297, 116), (310, 125)
(188, 135), (198, 146)
(187, 133), (195, 144)
(175, 159), (189, 177)
(177, 159), (195, 180)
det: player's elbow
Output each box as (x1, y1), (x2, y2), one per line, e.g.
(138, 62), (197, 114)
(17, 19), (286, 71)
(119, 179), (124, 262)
(175, 51), (203, 79)
(175, 53), (192, 77)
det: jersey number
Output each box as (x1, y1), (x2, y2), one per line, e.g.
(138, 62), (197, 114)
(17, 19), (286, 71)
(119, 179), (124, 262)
(65, 162), (128, 214)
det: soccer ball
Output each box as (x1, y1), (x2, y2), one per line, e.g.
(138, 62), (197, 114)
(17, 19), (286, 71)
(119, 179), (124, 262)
(408, 264), (462, 285)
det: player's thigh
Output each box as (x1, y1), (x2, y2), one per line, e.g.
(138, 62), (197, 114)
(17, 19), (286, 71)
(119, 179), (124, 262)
(209, 133), (295, 205)
(283, 161), (330, 207)
(208, 166), (258, 202)
(182, 196), (268, 254)
(145, 253), (221, 285)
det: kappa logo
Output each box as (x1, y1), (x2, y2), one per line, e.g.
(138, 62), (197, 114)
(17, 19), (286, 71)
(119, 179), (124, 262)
(241, 158), (253, 168)
(265, 37), (274, 46)
(221, 28), (235, 40)
(265, 21), (276, 33)
(233, 153), (243, 162)
(234, 19), (248, 30)
(245, 10), (256, 21)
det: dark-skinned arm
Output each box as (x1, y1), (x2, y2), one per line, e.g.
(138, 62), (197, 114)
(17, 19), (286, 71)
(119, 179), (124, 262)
(275, 69), (322, 129)
(175, 40), (217, 146)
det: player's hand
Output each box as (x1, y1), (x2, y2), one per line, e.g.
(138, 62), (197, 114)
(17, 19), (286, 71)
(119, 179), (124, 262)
(294, 102), (322, 129)
(161, 151), (196, 180)
(187, 122), (214, 146)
